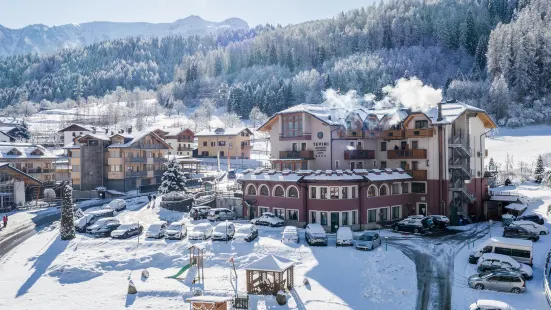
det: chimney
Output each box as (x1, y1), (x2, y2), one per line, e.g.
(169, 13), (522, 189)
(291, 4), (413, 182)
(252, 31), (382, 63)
(437, 102), (443, 122)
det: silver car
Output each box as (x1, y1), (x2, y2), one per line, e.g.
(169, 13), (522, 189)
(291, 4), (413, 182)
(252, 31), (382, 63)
(355, 231), (382, 251)
(468, 270), (526, 294)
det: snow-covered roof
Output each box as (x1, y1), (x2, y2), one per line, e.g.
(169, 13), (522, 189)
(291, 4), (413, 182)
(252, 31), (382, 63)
(490, 195), (519, 202)
(365, 169), (412, 181)
(426, 101), (496, 128)
(164, 127), (193, 138)
(79, 133), (110, 141)
(0, 143), (57, 159)
(243, 255), (295, 272)
(107, 131), (170, 149)
(239, 168), (411, 183)
(0, 162), (42, 184)
(195, 127), (251, 137)
(303, 171), (365, 181)
(474, 300), (513, 309)
(479, 237), (533, 248)
(504, 203), (527, 211)
(58, 123), (94, 132)
(186, 296), (233, 303)
(238, 170), (303, 182)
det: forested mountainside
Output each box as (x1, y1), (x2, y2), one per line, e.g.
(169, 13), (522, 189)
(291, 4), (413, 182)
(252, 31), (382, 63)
(0, 0), (549, 127)
(0, 16), (249, 57)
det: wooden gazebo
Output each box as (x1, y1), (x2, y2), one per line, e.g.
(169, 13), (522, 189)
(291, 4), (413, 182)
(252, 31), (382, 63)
(243, 255), (295, 295)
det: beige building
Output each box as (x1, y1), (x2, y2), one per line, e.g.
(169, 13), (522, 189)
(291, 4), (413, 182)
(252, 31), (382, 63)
(154, 128), (195, 157)
(0, 143), (57, 184)
(196, 128), (253, 159)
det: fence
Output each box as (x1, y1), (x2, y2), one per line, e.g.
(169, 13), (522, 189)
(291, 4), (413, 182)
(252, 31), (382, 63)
(545, 248), (551, 308)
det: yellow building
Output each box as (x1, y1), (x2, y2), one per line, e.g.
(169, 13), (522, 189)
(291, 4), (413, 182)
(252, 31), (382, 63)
(0, 143), (57, 184)
(196, 128), (253, 159)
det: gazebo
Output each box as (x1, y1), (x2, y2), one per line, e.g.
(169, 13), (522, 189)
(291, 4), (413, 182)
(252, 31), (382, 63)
(243, 255), (295, 295)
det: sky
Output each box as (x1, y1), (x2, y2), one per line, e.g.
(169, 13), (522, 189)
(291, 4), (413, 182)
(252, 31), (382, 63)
(0, 0), (375, 29)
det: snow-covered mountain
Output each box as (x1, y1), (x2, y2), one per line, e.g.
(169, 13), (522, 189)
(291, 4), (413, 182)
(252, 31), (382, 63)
(0, 16), (249, 56)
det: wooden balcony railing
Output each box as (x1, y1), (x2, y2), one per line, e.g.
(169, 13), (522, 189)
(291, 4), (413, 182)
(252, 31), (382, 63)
(382, 129), (405, 139)
(405, 128), (434, 138)
(387, 149), (427, 159)
(405, 169), (428, 181)
(279, 150), (315, 160)
(279, 133), (312, 141)
(344, 150), (375, 160)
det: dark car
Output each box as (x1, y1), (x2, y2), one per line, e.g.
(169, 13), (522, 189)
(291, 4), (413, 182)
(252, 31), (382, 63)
(190, 206), (210, 220)
(431, 215), (450, 229)
(392, 219), (426, 234)
(111, 223), (144, 239)
(93, 222), (121, 238)
(515, 213), (544, 225)
(227, 169), (236, 179)
(503, 226), (539, 242)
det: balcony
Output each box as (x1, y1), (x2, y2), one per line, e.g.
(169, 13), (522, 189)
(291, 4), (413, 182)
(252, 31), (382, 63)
(279, 150), (314, 160)
(129, 157), (147, 163)
(406, 128), (434, 138)
(128, 171), (147, 177)
(387, 149), (427, 159)
(405, 169), (427, 181)
(132, 143), (166, 149)
(154, 157), (167, 163)
(240, 144), (252, 150)
(176, 138), (193, 142)
(108, 157), (124, 165)
(155, 170), (165, 176)
(279, 133), (311, 141)
(382, 129), (405, 140)
(21, 168), (53, 174)
(345, 130), (363, 138)
(177, 147), (193, 152)
(344, 150), (375, 160)
(364, 129), (382, 139)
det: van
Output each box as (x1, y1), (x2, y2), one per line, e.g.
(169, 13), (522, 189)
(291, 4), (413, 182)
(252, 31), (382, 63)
(74, 209), (115, 232)
(468, 237), (533, 266)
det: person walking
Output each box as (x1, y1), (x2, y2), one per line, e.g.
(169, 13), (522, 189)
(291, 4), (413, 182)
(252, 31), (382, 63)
(2, 214), (7, 228)
(147, 194), (152, 208)
(152, 195), (157, 208)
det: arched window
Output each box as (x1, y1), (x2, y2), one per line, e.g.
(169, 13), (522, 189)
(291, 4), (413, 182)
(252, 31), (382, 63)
(273, 185), (285, 197)
(246, 184), (257, 196)
(379, 184), (389, 196)
(287, 186), (299, 198)
(259, 185), (269, 196)
(367, 185), (378, 197)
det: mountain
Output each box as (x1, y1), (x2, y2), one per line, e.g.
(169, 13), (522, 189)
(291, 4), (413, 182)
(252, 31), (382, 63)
(0, 16), (249, 56)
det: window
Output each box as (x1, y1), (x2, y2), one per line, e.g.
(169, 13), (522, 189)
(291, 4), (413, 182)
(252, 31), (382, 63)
(320, 187), (328, 199)
(380, 161), (387, 169)
(320, 212), (328, 225)
(400, 161), (407, 169)
(218, 141), (226, 146)
(259, 207), (269, 215)
(259, 185), (269, 196)
(292, 143), (298, 151)
(335, 160), (339, 169)
(401, 183), (409, 194)
(203, 141), (207, 147)
(415, 120), (429, 129)
(310, 187), (316, 199)
(352, 211), (357, 225)
(288, 186), (299, 198)
(412, 141), (419, 149)
(392, 183), (400, 195)
(274, 186), (285, 197)
(247, 185), (257, 195)
(287, 209), (299, 221)
(342, 212), (349, 226)
(495, 247), (512, 256)
(391, 206), (401, 219)
(379, 184), (389, 196)
(211, 142), (215, 147)
(511, 249), (531, 258)
(301, 143), (306, 151)
(220, 151), (224, 157)
(379, 208), (388, 221)
(411, 182), (426, 194)
(274, 208), (285, 219)
(72, 165), (80, 172)
(349, 141), (355, 147)
(111, 165), (122, 172)
(311, 211), (317, 224)
(282, 115), (303, 137)
(357, 162), (363, 169)
(330, 187), (339, 199)
(351, 186), (357, 198)
(380, 142), (387, 151)
(368, 185), (378, 197)
(412, 161), (419, 170)
(368, 209), (377, 222)
(341, 187), (348, 199)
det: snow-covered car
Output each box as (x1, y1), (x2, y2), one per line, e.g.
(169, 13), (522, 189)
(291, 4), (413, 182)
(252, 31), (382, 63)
(111, 223), (143, 239)
(305, 224), (327, 246)
(477, 253), (533, 280)
(146, 221), (168, 239)
(407, 215), (435, 229)
(102, 199), (126, 212)
(212, 222), (236, 241)
(74, 209), (115, 232)
(234, 224), (258, 242)
(281, 226), (300, 243)
(86, 217), (120, 234)
(469, 300), (516, 310)
(190, 206), (210, 220)
(392, 219), (426, 234)
(207, 208), (236, 222)
(92, 222), (121, 238)
(188, 223), (214, 240)
(336, 227), (353, 246)
(511, 220), (549, 235)
(165, 222), (187, 240)
(250, 212), (285, 227)
(355, 231), (382, 250)
(515, 213), (544, 225)
(431, 215), (450, 229)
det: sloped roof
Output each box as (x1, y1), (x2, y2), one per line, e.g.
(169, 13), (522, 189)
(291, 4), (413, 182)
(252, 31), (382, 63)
(238, 169), (303, 182)
(243, 255), (295, 272)
(426, 101), (497, 128)
(0, 143), (56, 159)
(0, 162), (42, 185)
(58, 123), (94, 133)
(108, 131), (171, 149)
(195, 127), (252, 137)
(238, 168), (411, 183)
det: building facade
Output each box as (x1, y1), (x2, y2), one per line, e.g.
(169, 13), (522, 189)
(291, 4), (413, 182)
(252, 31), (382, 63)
(67, 131), (170, 192)
(0, 143), (57, 184)
(155, 128), (195, 157)
(58, 124), (94, 146)
(257, 101), (497, 224)
(196, 128), (253, 159)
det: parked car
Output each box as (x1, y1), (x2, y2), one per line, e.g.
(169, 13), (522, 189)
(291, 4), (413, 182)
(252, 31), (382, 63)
(102, 199), (126, 212)
(431, 215), (450, 229)
(503, 225), (539, 242)
(355, 231), (382, 251)
(336, 227), (353, 246)
(188, 223), (214, 240)
(469, 300), (516, 310)
(165, 222), (187, 240)
(392, 219), (426, 234)
(207, 208), (236, 222)
(468, 270), (526, 294)
(234, 224), (258, 242)
(111, 223), (143, 239)
(86, 217), (120, 234)
(515, 213), (544, 225)
(190, 206), (210, 220)
(511, 220), (548, 235)
(250, 212), (285, 227)
(305, 224), (328, 246)
(469, 237), (533, 265)
(74, 209), (115, 232)
(281, 226), (300, 243)
(477, 253), (533, 280)
(407, 215), (435, 229)
(92, 222), (121, 238)
(227, 169), (236, 179)
(146, 221), (168, 239)
(212, 222), (236, 241)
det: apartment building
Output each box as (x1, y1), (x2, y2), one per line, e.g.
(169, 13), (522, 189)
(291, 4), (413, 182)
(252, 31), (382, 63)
(196, 128), (253, 159)
(256, 100), (497, 225)
(67, 131), (171, 192)
(0, 143), (57, 184)
(155, 128), (195, 157)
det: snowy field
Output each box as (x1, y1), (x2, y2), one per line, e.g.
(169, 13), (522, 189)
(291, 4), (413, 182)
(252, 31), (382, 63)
(0, 196), (416, 310)
(486, 125), (551, 166)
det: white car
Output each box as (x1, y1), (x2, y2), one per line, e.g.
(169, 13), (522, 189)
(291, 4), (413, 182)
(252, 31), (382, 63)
(511, 220), (549, 235)
(336, 227), (353, 246)
(212, 222), (236, 241)
(207, 208), (236, 222)
(188, 223), (214, 240)
(86, 217), (120, 234)
(281, 226), (300, 243)
(102, 199), (126, 212)
(250, 212), (285, 227)
(469, 300), (516, 310)
(146, 221), (168, 239)
(477, 253), (533, 279)
(234, 224), (258, 242)
(165, 222), (187, 240)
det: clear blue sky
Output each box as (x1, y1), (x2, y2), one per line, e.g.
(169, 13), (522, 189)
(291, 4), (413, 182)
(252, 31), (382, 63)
(0, 0), (375, 29)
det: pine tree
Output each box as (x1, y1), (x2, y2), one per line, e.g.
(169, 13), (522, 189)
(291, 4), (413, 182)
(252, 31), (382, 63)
(60, 185), (75, 240)
(464, 10), (478, 55)
(534, 155), (545, 183)
(158, 160), (187, 194)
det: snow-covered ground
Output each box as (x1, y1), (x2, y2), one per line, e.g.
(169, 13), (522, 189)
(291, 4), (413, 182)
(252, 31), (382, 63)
(452, 183), (551, 310)
(486, 125), (551, 166)
(0, 195), (416, 310)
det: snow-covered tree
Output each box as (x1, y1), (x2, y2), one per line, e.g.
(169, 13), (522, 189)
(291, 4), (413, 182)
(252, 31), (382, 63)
(44, 188), (56, 207)
(220, 112), (243, 128)
(534, 155), (545, 183)
(249, 106), (268, 128)
(158, 160), (187, 194)
(60, 185), (75, 240)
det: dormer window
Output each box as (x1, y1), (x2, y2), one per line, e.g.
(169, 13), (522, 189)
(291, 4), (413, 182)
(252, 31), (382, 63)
(215, 128), (225, 134)
(7, 148), (22, 156)
(415, 120), (429, 129)
(31, 148), (44, 156)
